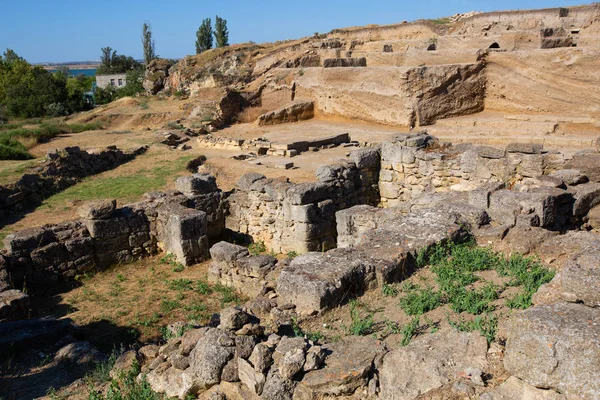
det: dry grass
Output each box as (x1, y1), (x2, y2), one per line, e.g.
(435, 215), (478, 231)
(46, 255), (245, 344)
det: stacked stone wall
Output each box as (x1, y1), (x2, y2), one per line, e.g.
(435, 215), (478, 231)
(226, 148), (380, 253)
(379, 135), (566, 207)
(1, 174), (226, 294)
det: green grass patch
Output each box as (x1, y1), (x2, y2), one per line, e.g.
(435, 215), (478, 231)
(347, 300), (375, 336)
(0, 121), (103, 160)
(38, 155), (194, 211)
(86, 359), (164, 400)
(399, 285), (442, 316)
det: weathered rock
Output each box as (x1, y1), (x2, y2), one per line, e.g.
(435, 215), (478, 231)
(189, 328), (236, 390)
(210, 242), (249, 263)
(549, 169), (588, 186)
(221, 357), (240, 382)
(220, 307), (251, 331)
(533, 243), (600, 307)
(261, 368), (296, 400)
(238, 357), (266, 395)
(304, 345), (326, 372)
(504, 303), (600, 399)
(506, 143), (543, 154)
(77, 199), (116, 220)
(171, 354), (191, 370)
(146, 366), (197, 399)
(380, 330), (488, 400)
(55, 341), (106, 367)
(257, 101), (314, 125)
(278, 348), (306, 379)
(0, 289), (30, 321)
(480, 376), (565, 400)
(276, 249), (369, 315)
(571, 182), (600, 218)
(235, 335), (257, 359)
(143, 58), (174, 95)
(295, 336), (385, 398)
(110, 350), (140, 379)
(249, 342), (273, 372)
(176, 174), (218, 196)
(274, 336), (308, 364)
(180, 327), (208, 356)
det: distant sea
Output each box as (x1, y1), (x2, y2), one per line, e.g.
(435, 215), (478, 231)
(49, 68), (96, 77)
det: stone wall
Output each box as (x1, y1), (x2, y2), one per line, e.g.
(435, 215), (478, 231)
(226, 147), (380, 253)
(0, 145), (148, 223)
(378, 134), (566, 207)
(1, 174), (226, 294)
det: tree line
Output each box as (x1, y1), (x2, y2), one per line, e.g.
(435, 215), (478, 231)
(0, 17), (230, 121)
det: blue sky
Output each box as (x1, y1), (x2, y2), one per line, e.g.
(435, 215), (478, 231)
(0, 0), (588, 63)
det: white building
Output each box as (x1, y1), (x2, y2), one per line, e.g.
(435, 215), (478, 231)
(96, 73), (127, 89)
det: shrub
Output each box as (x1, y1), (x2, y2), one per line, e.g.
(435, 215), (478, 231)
(447, 313), (498, 344)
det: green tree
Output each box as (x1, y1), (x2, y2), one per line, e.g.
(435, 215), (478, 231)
(214, 16), (229, 48)
(195, 18), (213, 54)
(97, 47), (141, 74)
(142, 22), (156, 65)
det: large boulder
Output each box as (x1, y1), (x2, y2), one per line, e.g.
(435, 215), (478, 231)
(533, 245), (600, 307)
(294, 336), (385, 398)
(189, 328), (236, 391)
(504, 303), (600, 399)
(380, 330), (488, 400)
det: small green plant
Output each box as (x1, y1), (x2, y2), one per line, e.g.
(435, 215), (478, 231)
(401, 317), (421, 346)
(382, 284), (399, 297)
(291, 316), (324, 343)
(172, 264), (184, 272)
(87, 359), (164, 400)
(248, 241), (266, 255)
(399, 285), (442, 316)
(167, 279), (194, 291)
(348, 300), (374, 336)
(184, 301), (209, 321)
(214, 284), (240, 305)
(447, 313), (498, 344)
(286, 251), (299, 260)
(160, 299), (180, 313)
(116, 274), (126, 282)
(447, 283), (499, 315)
(195, 280), (213, 295)
(86, 347), (123, 384)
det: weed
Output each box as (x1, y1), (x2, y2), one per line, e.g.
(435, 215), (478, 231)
(195, 280), (213, 295)
(447, 313), (498, 344)
(348, 300), (374, 336)
(116, 274), (126, 282)
(214, 284), (240, 305)
(160, 299), (181, 313)
(401, 317), (421, 346)
(184, 301), (209, 321)
(286, 251), (299, 260)
(87, 359), (164, 399)
(86, 347), (122, 383)
(292, 317), (324, 343)
(447, 283), (499, 315)
(167, 279), (194, 291)
(382, 284), (399, 297)
(399, 285), (441, 316)
(248, 241), (266, 255)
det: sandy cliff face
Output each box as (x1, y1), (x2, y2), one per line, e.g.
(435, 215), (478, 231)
(143, 3), (600, 128)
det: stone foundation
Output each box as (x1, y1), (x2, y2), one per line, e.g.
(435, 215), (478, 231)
(1, 174), (226, 294)
(226, 147), (380, 253)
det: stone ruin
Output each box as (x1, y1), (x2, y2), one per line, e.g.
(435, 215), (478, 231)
(2, 132), (600, 398)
